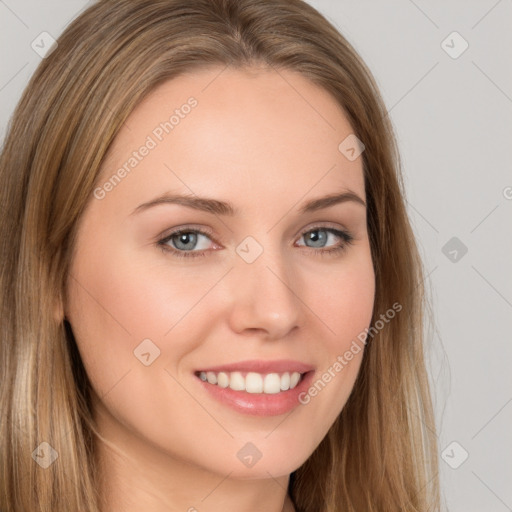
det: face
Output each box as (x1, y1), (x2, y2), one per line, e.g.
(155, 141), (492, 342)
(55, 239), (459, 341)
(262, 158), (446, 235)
(65, 65), (375, 479)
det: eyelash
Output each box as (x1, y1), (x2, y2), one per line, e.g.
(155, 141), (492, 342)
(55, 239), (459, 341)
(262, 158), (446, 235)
(157, 225), (354, 259)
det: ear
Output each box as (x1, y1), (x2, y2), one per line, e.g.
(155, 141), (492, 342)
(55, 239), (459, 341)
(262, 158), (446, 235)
(53, 292), (66, 323)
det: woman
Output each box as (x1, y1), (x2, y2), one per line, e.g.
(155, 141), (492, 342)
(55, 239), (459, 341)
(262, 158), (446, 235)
(0, 0), (441, 510)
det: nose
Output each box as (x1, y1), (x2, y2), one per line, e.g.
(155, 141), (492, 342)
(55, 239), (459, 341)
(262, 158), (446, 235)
(226, 249), (302, 340)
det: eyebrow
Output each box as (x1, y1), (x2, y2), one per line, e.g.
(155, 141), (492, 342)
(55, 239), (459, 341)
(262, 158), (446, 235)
(130, 190), (366, 217)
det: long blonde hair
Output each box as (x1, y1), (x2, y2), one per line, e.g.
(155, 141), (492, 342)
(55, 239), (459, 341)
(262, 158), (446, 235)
(0, 0), (441, 510)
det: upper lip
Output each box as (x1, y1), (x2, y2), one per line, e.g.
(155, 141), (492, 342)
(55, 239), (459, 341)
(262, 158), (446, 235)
(196, 359), (315, 374)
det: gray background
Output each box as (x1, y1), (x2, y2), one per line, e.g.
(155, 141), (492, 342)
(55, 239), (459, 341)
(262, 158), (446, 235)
(1, 1), (511, 510)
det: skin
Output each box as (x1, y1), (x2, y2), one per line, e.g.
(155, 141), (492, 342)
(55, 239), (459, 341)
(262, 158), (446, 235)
(64, 65), (375, 512)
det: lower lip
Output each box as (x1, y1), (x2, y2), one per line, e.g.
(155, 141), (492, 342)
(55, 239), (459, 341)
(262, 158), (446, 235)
(195, 371), (315, 417)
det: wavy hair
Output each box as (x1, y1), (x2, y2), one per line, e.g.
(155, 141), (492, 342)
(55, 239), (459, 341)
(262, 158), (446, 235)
(0, 0), (441, 510)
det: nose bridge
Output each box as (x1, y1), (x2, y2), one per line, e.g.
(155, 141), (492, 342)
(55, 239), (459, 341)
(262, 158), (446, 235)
(227, 240), (302, 338)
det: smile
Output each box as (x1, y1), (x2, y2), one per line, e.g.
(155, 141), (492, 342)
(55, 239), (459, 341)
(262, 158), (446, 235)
(196, 371), (304, 394)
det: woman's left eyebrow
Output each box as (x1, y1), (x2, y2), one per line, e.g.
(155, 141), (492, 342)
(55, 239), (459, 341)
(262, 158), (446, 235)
(130, 190), (366, 217)
(298, 191), (366, 213)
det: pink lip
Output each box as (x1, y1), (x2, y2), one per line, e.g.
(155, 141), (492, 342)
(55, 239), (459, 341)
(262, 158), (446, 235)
(196, 359), (315, 374)
(194, 359), (315, 417)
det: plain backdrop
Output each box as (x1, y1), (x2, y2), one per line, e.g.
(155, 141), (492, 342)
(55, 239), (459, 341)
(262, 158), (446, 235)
(1, 1), (511, 511)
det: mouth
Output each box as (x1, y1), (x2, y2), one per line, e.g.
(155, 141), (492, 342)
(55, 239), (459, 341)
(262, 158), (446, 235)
(193, 360), (315, 416)
(194, 370), (306, 394)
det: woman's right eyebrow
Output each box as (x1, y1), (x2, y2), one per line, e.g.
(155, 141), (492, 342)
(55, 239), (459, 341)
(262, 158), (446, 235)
(130, 193), (236, 217)
(130, 190), (366, 217)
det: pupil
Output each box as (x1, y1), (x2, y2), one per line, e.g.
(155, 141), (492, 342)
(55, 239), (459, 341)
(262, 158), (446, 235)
(308, 230), (326, 247)
(175, 232), (197, 250)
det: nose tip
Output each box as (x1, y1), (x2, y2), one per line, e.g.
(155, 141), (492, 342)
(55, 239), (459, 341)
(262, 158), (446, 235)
(226, 259), (302, 340)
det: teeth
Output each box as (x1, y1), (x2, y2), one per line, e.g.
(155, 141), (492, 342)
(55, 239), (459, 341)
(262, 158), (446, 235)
(246, 372), (263, 393)
(217, 372), (229, 388)
(198, 370), (304, 394)
(263, 373), (281, 394)
(280, 372), (290, 391)
(206, 371), (217, 385)
(229, 371), (245, 391)
(290, 372), (301, 389)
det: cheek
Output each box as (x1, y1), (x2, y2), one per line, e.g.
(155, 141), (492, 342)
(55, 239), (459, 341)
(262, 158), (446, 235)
(295, 247), (375, 438)
(311, 248), (375, 348)
(66, 230), (232, 408)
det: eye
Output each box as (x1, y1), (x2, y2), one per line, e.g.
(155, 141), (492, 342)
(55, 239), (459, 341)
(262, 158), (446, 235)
(157, 227), (216, 259)
(296, 226), (354, 256)
(157, 225), (354, 259)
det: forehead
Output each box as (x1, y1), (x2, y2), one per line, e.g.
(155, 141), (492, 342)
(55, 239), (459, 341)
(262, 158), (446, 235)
(98, 66), (365, 212)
